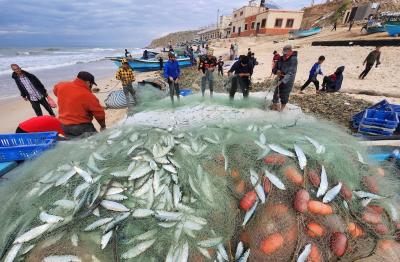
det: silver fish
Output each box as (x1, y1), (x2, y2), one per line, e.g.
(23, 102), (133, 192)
(217, 244), (229, 261)
(297, 244), (311, 262)
(73, 183), (90, 200)
(238, 249), (251, 262)
(357, 151), (366, 165)
(353, 191), (384, 200)
(361, 198), (373, 207)
(250, 169), (265, 204)
(294, 144), (307, 170)
(39, 212), (64, 224)
(197, 237), (223, 248)
(257, 148), (271, 160)
(316, 165), (328, 198)
(259, 133), (267, 145)
(108, 130), (122, 140)
(104, 212), (130, 233)
(243, 200), (258, 226)
(183, 220), (203, 231)
(197, 247), (211, 259)
(155, 211), (183, 221)
(135, 229), (158, 241)
(4, 243), (22, 262)
(53, 199), (75, 210)
(106, 187), (124, 196)
(129, 164), (152, 180)
(305, 136), (325, 154)
(73, 166), (93, 183)
(110, 171), (129, 177)
(154, 156), (170, 164)
(14, 224), (51, 244)
(93, 208), (100, 217)
(100, 200), (130, 212)
(55, 169), (76, 186)
(84, 217), (113, 231)
(93, 152), (106, 161)
(163, 164), (177, 174)
(106, 194), (128, 201)
(87, 155), (101, 174)
(121, 239), (156, 259)
(180, 242), (189, 262)
(235, 241), (244, 260)
(158, 222), (177, 228)
(264, 169), (286, 190)
(43, 255), (81, 262)
(71, 233), (78, 247)
(268, 144), (295, 158)
(323, 183), (342, 203)
(101, 231), (113, 250)
(132, 208), (154, 218)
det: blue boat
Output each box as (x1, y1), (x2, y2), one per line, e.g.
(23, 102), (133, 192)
(366, 25), (386, 34)
(110, 57), (193, 72)
(385, 23), (400, 37)
(290, 27), (322, 38)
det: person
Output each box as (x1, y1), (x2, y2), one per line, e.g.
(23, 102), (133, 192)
(53, 72), (106, 138)
(331, 22), (337, 31)
(199, 50), (217, 97)
(249, 53), (257, 71)
(271, 45), (298, 112)
(124, 49), (131, 58)
(164, 53), (181, 103)
(348, 20), (354, 31)
(300, 55), (325, 93)
(115, 58), (136, 111)
(143, 50), (149, 59)
(230, 44), (235, 60)
(359, 46), (381, 80)
(247, 48), (252, 58)
(217, 56), (224, 76)
(11, 64), (55, 117)
(159, 56), (164, 70)
(16, 116), (65, 136)
(228, 55), (253, 100)
(321, 66), (345, 92)
(234, 42), (239, 60)
(271, 51), (281, 75)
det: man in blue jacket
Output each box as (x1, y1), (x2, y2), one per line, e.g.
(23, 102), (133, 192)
(300, 56), (325, 93)
(164, 53), (181, 103)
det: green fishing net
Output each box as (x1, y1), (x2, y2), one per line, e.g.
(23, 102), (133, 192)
(0, 96), (399, 262)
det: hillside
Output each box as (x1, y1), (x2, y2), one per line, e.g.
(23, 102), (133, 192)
(147, 30), (200, 48)
(302, 0), (400, 27)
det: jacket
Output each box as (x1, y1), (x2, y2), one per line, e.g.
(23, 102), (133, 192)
(164, 60), (181, 79)
(54, 78), (105, 125)
(228, 60), (253, 77)
(365, 50), (381, 66)
(18, 116), (65, 135)
(309, 62), (323, 78)
(276, 51), (298, 88)
(326, 66), (345, 92)
(12, 70), (48, 100)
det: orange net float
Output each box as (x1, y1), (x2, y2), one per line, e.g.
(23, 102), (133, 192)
(330, 232), (348, 257)
(284, 166), (304, 186)
(264, 154), (286, 165)
(260, 233), (284, 255)
(307, 169), (320, 188)
(347, 222), (364, 238)
(306, 222), (326, 238)
(239, 191), (257, 211)
(308, 243), (323, 262)
(307, 201), (334, 216)
(294, 189), (310, 213)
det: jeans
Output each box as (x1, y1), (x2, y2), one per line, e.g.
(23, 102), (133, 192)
(218, 67), (223, 76)
(359, 64), (373, 79)
(272, 82), (292, 105)
(230, 75), (250, 99)
(301, 77), (320, 91)
(201, 70), (214, 96)
(122, 83), (135, 109)
(30, 97), (55, 116)
(168, 79), (180, 103)
(62, 123), (97, 138)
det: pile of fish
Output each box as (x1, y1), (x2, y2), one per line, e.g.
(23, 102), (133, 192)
(1, 122), (399, 262)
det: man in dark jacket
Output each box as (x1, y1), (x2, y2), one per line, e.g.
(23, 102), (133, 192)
(272, 45), (298, 112)
(359, 46), (381, 80)
(322, 66), (345, 92)
(228, 55), (253, 100)
(199, 50), (217, 97)
(11, 64), (55, 117)
(164, 53), (181, 103)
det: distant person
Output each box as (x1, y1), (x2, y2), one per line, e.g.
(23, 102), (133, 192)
(230, 44), (235, 60)
(159, 56), (164, 70)
(228, 55), (253, 100)
(321, 66), (345, 92)
(249, 53), (258, 71)
(271, 45), (298, 112)
(271, 50), (281, 76)
(115, 58), (136, 112)
(199, 50), (217, 97)
(348, 20), (354, 31)
(143, 50), (149, 59)
(234, 42), (239, 59)
(300, 55), (325, 93)
(359, 46), (381, 80)
(11, 64), (55, 117)
(331, 22), (337, 31)
(16, 116), (65, 136)
(247, 48), (252, 57)
(54, 72), (106, 138)
(217, 56), (224, 76)
(124, 49), (131, 58)
(164, 53), (181, 103)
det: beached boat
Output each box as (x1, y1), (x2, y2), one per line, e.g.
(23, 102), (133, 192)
(385, 23), (400, 37)
(290, 27), (322, 38)
(109, 57), (193, 72)
(366, 25), (386, 34)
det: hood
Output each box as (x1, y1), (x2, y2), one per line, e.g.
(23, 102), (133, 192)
(283, 51), (298, 61)
(336, 66), (345, 75)
(11, 70), (28, 79)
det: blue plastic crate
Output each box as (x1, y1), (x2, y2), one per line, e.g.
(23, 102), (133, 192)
(179, 89), (193, 96)
(0, 132), (58, 162)
(358, 126), (395, 136)
(352, 100), (392, 129)
(360, 109), (399, 129)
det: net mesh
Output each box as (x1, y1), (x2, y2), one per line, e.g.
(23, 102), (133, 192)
(0, 98), (399, 261)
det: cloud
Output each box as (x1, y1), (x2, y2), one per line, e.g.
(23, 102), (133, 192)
(0, 0), (318, 47)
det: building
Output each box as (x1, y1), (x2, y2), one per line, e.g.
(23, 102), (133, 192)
(229, 1), (304, 37)
(343, 3), (381, 24)
(197, 15), (232, 41)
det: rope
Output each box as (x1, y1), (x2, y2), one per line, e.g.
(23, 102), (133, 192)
(95, 80), (121, 94)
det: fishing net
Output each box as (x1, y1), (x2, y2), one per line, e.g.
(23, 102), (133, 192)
(0, 94), (400, 262)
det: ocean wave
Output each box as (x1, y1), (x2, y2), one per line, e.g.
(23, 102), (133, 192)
(16, 51), (32, 56)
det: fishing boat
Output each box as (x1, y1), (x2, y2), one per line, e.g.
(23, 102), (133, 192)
(109, 57), (193, 72)
(385, 22), (400, 37)
(366, 25), (386, 34)
(290, 27), (322, 39)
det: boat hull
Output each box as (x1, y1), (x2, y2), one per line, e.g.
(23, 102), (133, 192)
(291, 27), (322, 38)
(113, 58), (193, 72)
(367, 26), (386, 34)
(385, 24), (400, 37)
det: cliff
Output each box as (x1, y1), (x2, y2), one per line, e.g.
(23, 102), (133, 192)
(147, 30), (200, 48)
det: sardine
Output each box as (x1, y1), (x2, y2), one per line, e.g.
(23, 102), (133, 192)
(14, 224), (51, 244)
(108, 130), (122, 140)
(105, 194), (128, 201)
(111, 171), (129, 177)
(197, 247), (211, 259)
(93, 152), (106, 161)
(357, 151), (366, 165)
(101, 231), (113, 250)
(353, 191), (384, 200)
(100, 200), (130, 212)
(84, 217), (113, 231)
(183, 220), (203, 231)
(132, 208), (154, 218)
(121, 239), (156, 259)
(4, 243), (22, 262)
(235, 241), (244, 260)
(43, 255), (81, 262)
(158, 222), (177, 228)
(71, 233), (78, 247)
(155, 211), (183, 221)
(243, 200), (258, 226)
(104, 212), (130, 233)
(316, 165), (328, 198)
(197, 237), (223, 248)
(305, 136), (325, 154)
(264, 169), (286, 190)
(74, 166), (93, 183)
(129, 164), (152, 181)
(53, 199), (75, 210)
(180, 241), (189, 262)
(163, 165), (177, 174)
(73, 183), (90, 200)
(323, 183), (342, 203)
(217, 244), (229, 261)
(39, 211), (64, 224)
(294, 144), (307, 170)
(55, 169), (76, 186)
(106, 187), (124, 196)
(238, 249), (251, 262)
(297, 243), (311, 262)
(269, 144), (295, 157)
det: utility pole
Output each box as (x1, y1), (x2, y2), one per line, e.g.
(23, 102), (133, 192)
(217, 9), (220, 28)
(311, 0), (315, 6)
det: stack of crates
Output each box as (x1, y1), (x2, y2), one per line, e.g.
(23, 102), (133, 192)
(352, 100), (393, 129)
(358, 110), (399, 136)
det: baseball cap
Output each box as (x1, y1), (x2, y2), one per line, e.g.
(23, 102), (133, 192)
(77, 71), (97, 86)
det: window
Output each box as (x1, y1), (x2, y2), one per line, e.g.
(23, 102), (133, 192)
(233, 26), (236, 33)
(275, 19), (283, 28)
(234, 14), (237, 18)
(286, 19), (294, 28)
(245, 24), (248, 31)
(240, 11), (243, 16)
(251, 22), (255, 29)
(261, 19), (267, 28)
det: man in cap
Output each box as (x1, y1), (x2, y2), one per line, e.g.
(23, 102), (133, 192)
(11, 64), (55, 117)
(54, 71), (106, 138)
(272, 45), (298, 112)
(164, 53), (181, 103)
(198, 49), (217, 97)
(228, 55), (253, 100)
(115, 58), (136, 112)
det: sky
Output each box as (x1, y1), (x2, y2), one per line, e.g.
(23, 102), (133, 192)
(0, 0), (325, 48)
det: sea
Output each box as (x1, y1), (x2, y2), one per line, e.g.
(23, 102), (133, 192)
(0, 47), (144, 100)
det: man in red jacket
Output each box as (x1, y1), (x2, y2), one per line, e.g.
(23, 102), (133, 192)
(16, 116), (65, 136)
(54, 72), (106, 138)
